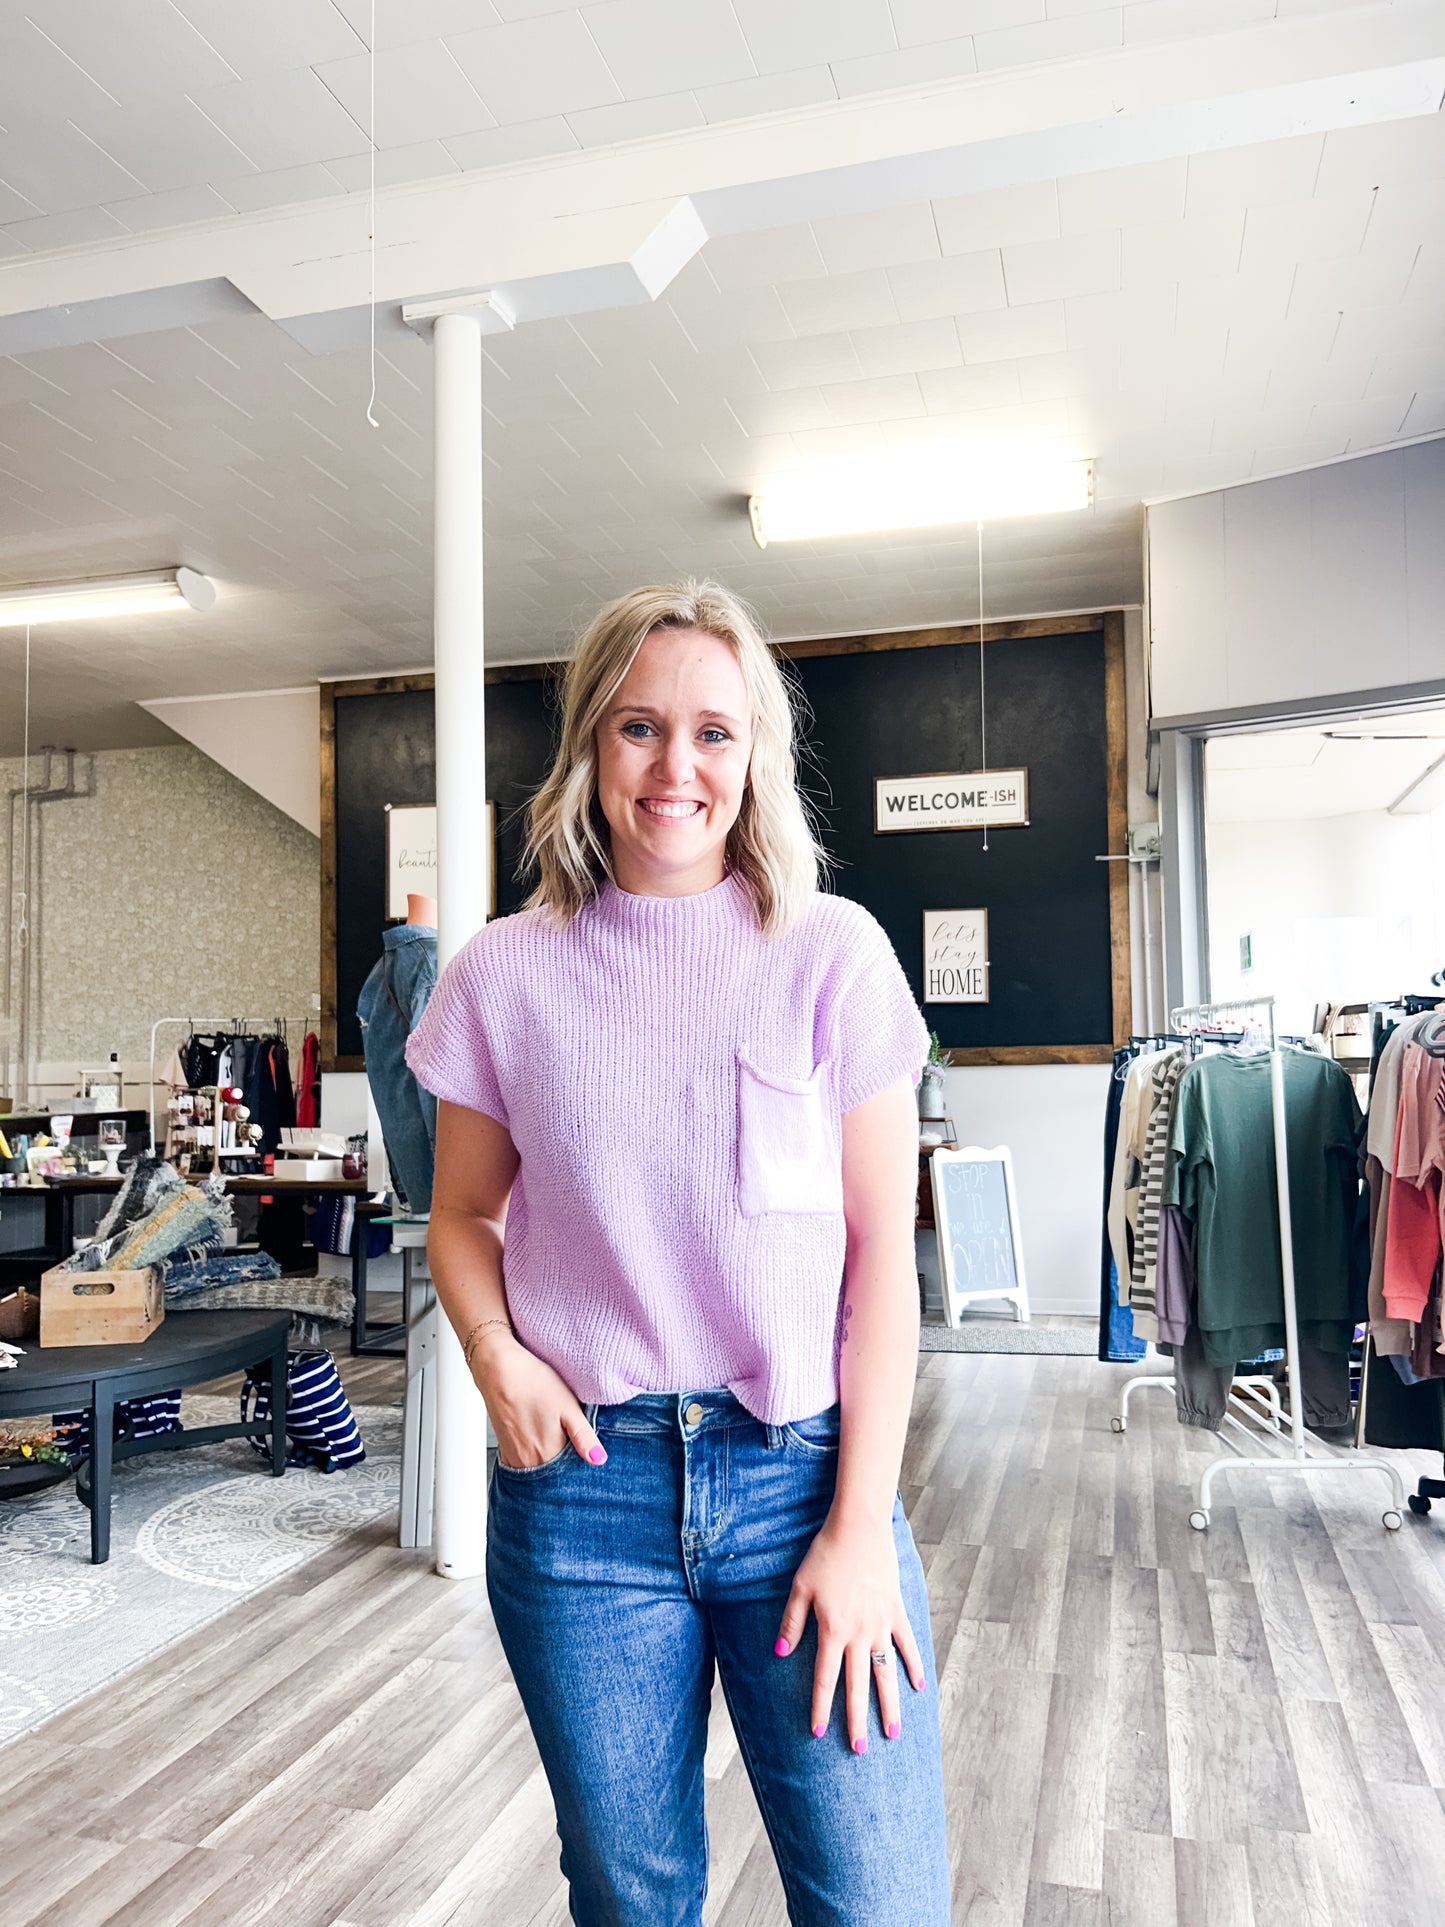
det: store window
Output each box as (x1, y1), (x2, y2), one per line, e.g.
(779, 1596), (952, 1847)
(1202, 706), (1445, 1063)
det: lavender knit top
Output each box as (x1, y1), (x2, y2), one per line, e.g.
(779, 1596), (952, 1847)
(405, 872), (927, 1424)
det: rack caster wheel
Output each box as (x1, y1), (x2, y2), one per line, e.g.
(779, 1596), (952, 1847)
(1383, 1509), (1403, 1531)
(1189, 1510), (1209, 1532)
(1408, 1493), (1431, 1517)
(1110, 1416), (1125, 1434)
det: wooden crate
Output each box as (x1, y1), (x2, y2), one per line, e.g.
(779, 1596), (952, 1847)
(39, 1266), (164, 1347)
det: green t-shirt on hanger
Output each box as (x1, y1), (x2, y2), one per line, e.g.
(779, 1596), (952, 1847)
(1161, 1050), (1362, 1369)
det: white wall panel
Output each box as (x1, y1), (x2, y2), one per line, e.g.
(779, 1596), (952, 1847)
(1148, 441), (1445, 719)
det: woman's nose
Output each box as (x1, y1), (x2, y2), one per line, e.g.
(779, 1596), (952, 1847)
(653, 731), (695, 786)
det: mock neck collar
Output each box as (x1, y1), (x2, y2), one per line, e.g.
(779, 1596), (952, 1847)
(594, 870), (750, 930)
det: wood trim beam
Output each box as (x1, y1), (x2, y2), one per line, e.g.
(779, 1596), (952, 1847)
(775, 614), (1103, 661)
(944, 1045), (1117, 1066)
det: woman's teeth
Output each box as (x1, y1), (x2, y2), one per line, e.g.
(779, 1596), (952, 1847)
(639, 800), (701, 818)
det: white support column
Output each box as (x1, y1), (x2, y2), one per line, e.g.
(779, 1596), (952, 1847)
(431, 307), (491, 1580)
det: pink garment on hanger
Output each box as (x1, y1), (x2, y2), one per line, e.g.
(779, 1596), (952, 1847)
(1383, 1047), (1445, 1324)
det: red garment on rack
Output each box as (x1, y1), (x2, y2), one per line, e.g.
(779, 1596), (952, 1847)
(295, 1030), (321, 1128)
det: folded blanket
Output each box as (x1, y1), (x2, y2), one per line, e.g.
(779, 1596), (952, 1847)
(169, 1272), (354, 1324)
(161, 1251), (282, 1303)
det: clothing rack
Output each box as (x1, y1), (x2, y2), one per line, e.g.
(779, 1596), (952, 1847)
(147, 1015), (314, 1154)
(1113, 994), (1406, 1533)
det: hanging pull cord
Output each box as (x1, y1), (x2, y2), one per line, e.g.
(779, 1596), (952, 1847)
(365, 0), (379, 429)
(977, 519), (988, 854)
(16, 621), (31, 952)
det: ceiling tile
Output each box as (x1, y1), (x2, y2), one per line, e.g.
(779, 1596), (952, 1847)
(1241, 190), (1377, 272)
(917, 360), (1023, 411)
(849, 316), (962, 378)
(446, 14), (625, 124)
(171, 0), (366, 78)
(313, 42), (496, 146)
(73, 94), (260, 194)
(37, 0), (239, 98)
(750, 335), (863, 391)
(892, 0), (1040, 40)
(326, 141), (465, 193)
(973, 10), (1122, 68)
(820, 374), (926, 424)
(886, 251), (1008, 321)
(1121, 210), (1244, 287)
(1058, 157), (1187, 235)
(1288, 242), (1418, 315)
(702, 225), (828, 290)
(103, 184), (241, 232)
(811, 203), (941, 275)
(776, 269), (900, 337)
(1003, 229), (1120, 304)
(932, 180), (1058, 255)
(1313, 112), (1445, 199)
(443, 119), (581, 169)
(0, 18), (121, 122)
(830, 39), (978, 96)
(1123, 0), (1274, 43)
(584, 0), (756, 95)
(329, 0), (505, 46)
(730, 0), (898, 74)
(0, 114), (145, 216)
(1183, 134), (1323, 216)
(694, 67), (838, 122)
(957, 300), (1067, 363)
(189, 72), (371, 172)
(215, 165), (347, 214)
(2, 206), (130, 253)
(566, 93), (706, 147)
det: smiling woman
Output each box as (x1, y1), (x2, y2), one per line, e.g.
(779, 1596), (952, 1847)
(405, 579), (953, 1924)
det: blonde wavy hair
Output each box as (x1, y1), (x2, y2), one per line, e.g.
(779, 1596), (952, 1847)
(523, 580), (827, 938)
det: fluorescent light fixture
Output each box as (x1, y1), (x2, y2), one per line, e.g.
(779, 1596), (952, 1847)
(0, 567), (215, 628)
(748, 448), (1092, 548)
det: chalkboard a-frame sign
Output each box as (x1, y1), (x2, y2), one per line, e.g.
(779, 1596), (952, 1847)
(928, 1145), (1031, 1329)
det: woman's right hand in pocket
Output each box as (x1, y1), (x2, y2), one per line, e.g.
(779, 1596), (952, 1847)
(470, 1330), (607, 1470)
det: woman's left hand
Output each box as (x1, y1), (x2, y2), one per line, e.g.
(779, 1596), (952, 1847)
(774, 1516), (926, 1753)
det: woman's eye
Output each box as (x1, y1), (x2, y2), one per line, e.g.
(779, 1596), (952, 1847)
(621, 721), (653, 738)
(700, 728), (730, 745)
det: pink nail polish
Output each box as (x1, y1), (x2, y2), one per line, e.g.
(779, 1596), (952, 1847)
(812, 1723), (827, 1739)
(887, 1721), (900, 1739)
(774, 1637), (791, 1657)
(588, 1445), (606, 1464)
(853, 1737), (867, 1755)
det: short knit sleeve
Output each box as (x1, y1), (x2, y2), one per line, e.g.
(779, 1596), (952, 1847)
(830, 904), (930, 1113)
(404, 936), (510, 1127)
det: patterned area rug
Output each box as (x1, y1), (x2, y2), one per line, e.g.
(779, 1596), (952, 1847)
(920, 1321), (1097, 1355)
(0, 1395), (401, 1746)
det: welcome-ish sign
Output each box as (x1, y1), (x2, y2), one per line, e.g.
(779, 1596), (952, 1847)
(874, 769), (1028, 833)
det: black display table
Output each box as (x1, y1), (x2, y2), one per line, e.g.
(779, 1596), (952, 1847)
(0, 1309), (291, 1564)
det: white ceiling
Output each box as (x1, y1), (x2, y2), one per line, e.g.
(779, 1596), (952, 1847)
(0, 0), (1394, 251)
(1207, 703), (1445, 820)
(0, 1), (1442, 751)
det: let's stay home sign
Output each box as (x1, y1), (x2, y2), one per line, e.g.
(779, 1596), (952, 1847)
(874, 769), (1029, 833)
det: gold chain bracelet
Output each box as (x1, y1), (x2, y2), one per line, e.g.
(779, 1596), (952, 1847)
(462, 1316), (513, 1370)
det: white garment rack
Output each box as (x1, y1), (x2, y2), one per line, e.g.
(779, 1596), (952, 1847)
(1112, 994), (1405, 1533)
(147, 1015), (314, 1154)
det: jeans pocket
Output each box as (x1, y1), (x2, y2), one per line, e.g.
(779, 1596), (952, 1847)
(782, 1403), (842, 1455)
(736, 1052), (842, 1218)
(495, 1441), (576, 1477)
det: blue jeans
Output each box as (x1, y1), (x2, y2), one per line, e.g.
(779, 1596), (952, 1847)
(486, 1389), (952, 1926)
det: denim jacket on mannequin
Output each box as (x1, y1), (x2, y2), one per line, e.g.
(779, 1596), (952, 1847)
(358, 924), (438, 1213)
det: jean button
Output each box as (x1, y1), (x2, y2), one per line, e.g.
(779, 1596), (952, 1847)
(683, 1401), (705, 1427)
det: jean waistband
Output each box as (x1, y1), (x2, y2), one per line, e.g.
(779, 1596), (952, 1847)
(586, 1388), (760, 1438)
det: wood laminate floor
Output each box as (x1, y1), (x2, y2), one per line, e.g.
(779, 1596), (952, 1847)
(7, 1349), (1445, 1925)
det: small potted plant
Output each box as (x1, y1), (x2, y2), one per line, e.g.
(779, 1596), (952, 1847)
(0, 1424), (77, 1499)
(919, 1033), (948, 1120)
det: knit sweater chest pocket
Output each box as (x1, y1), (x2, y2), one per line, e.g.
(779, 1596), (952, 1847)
(735, 1052), (843, 1218)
